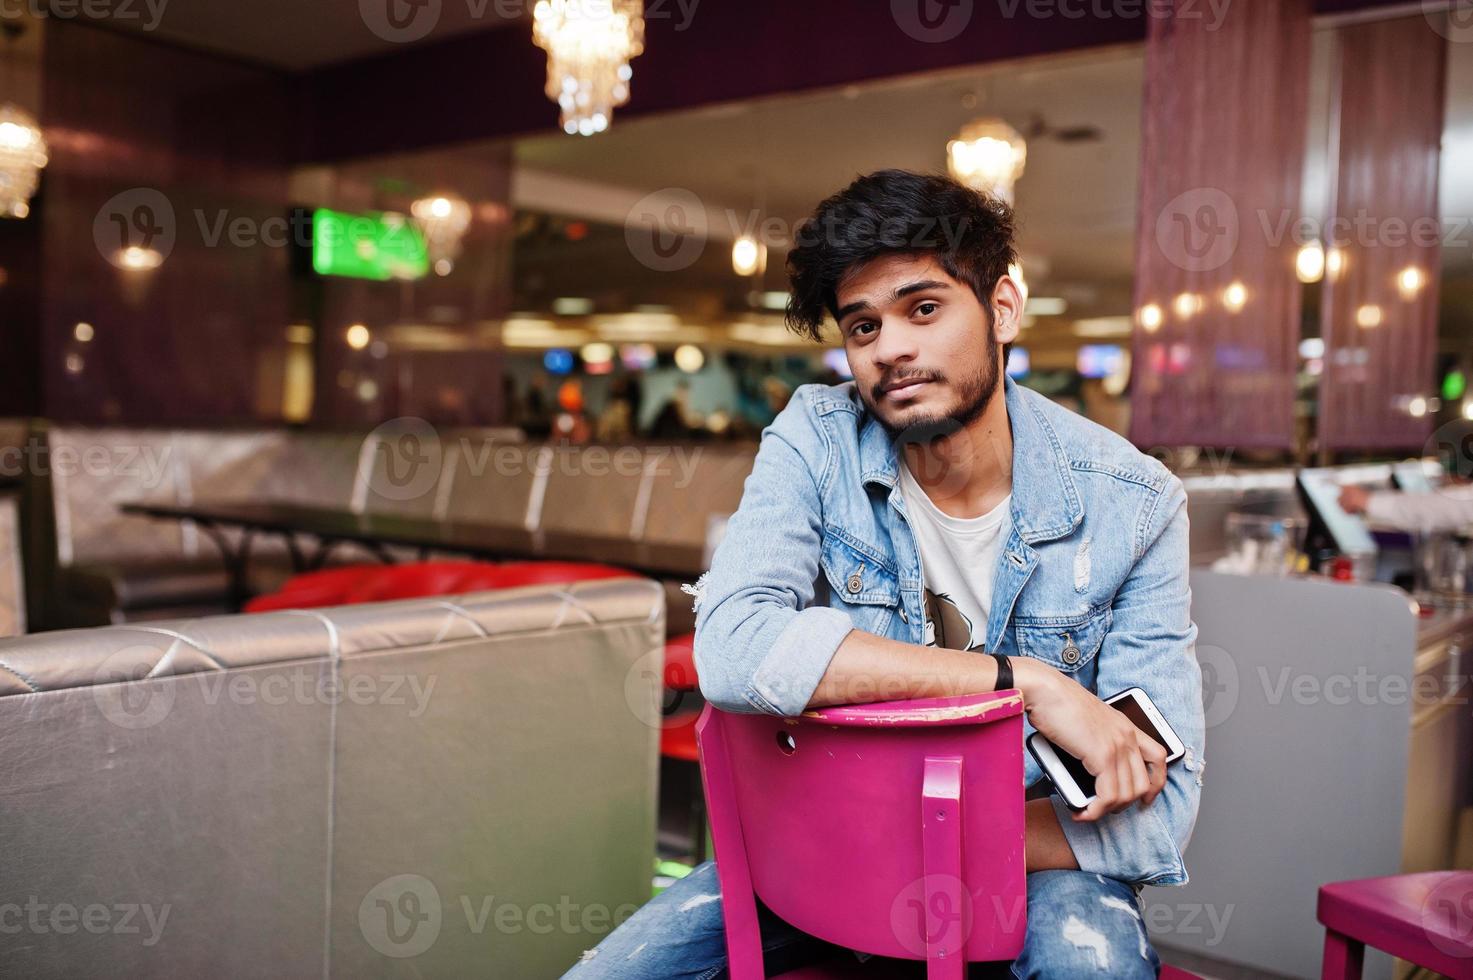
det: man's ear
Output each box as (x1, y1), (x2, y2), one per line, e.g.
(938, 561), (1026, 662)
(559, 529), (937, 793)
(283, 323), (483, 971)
(990, 275), (1025, 345)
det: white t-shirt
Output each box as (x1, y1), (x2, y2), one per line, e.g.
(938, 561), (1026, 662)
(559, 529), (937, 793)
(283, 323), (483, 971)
(897, 460), (1011, 652)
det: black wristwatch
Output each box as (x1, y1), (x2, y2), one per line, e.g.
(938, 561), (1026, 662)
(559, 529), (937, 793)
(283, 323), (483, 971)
(990, 652), (1014, 692)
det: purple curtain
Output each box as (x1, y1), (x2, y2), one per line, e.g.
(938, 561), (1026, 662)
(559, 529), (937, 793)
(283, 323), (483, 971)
(1128, 0), (1311, 450)
(1317, 17), (1446, 451)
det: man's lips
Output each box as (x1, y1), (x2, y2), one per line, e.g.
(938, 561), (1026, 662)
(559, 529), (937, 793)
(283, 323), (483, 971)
(882, 378), (932, 401)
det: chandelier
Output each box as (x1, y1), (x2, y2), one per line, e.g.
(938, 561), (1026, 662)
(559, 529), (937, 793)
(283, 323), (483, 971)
(410, 194), (472, 276)
(532, 0), (644, 136)
(947, 118), (1027, 204)
(0, 103), (45, 219)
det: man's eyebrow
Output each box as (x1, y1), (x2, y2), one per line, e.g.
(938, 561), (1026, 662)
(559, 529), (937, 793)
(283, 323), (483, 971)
(835, 279), (953, 322)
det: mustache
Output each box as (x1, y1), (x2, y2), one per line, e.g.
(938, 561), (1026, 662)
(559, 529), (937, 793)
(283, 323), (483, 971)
(872, 369), (943, 401)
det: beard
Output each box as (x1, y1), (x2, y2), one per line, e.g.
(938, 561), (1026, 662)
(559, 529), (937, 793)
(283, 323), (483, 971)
(865, 330), (1003, 446)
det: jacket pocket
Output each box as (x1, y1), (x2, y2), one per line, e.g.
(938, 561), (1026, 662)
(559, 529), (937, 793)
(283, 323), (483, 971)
(819, 529), (900, 608)
(1013, 606), (1112, 673)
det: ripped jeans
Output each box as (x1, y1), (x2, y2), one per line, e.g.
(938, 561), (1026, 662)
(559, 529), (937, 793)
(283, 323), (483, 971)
(561, 862), (1160, 979)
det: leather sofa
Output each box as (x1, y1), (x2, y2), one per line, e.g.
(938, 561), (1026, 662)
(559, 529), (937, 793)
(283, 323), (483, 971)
(0, 577), (664, 978)
(0, 491), (23, 636)
(23, 422), (754, 634)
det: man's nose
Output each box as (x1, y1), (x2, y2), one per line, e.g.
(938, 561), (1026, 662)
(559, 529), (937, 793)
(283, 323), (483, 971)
(872, 318), (919, 366)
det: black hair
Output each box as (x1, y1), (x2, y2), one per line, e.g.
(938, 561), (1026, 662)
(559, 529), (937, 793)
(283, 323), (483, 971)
(784, 170), (1018, 356)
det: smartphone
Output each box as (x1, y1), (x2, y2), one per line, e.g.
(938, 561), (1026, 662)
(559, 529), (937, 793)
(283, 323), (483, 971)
(1026, 687), (1186, 811)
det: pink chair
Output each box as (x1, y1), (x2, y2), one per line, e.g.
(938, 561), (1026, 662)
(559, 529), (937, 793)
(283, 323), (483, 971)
(1318, 871), (1473, 978)
(696, 691), (1028, 980)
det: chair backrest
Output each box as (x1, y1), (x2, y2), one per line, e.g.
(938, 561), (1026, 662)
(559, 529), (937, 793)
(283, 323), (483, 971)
(697, 692), (1027, 979)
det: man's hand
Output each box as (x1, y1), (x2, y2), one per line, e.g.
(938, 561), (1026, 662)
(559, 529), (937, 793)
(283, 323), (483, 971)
(1014, 658), (1168, 823)
(1339, 484), (1371, 514)
(809, 630), (1167, 824)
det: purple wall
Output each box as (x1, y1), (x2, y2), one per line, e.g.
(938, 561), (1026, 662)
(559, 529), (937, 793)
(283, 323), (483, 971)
(39, 22), (294, 424)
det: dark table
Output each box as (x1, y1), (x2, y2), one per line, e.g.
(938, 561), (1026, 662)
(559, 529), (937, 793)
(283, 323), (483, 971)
(120, 499), (708, 607)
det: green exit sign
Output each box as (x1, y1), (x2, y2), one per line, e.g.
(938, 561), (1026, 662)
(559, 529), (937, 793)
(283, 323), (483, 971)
(312, 208), (428, 281)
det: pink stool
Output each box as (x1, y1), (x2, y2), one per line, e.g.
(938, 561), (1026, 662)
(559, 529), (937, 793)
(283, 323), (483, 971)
(1319, 871), (1473, 979)
(697, 692), (1028, 980)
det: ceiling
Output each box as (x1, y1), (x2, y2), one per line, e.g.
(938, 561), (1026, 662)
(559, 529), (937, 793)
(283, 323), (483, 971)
(109, 0), (524, 69)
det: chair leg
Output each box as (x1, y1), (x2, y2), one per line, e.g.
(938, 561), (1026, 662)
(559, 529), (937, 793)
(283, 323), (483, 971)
(1320, 928), (1364, 980)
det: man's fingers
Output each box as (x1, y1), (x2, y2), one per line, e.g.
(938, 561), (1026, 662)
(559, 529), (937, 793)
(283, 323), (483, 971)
(1138, 731), (1168, 805)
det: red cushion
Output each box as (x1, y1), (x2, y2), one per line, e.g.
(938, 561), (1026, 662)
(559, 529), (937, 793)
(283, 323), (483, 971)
(248, 560), (640, 612)
(243, 565), (381, 612)
(660, 710), (701, 763)
(343, 561), (493, 604)
(485, 561), (636, 588)
(664, 632), (698, 691)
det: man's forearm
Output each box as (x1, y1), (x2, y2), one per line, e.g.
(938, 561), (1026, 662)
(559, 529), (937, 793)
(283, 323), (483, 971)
(810, 629), (1081, 870)
(807, 626), (1057, 708)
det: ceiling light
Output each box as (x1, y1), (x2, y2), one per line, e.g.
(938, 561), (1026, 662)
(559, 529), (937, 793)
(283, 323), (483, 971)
(674, 344), (705, 372)
(1296, 242), (1325, 284)
(1137, 304), (1164, 332)
(1025, 296), (1067, 316)
(533, 0), (645, 135)
(947, 118), (1027, 203)
(732, 235), (765, 277)
(552, 297), (594, 316)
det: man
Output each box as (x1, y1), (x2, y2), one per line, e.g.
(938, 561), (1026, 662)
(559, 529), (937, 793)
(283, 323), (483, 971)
(566, 170), (1204, 978)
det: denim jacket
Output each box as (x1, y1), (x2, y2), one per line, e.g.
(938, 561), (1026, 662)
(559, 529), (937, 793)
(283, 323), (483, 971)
(691, 376), (1204, 886)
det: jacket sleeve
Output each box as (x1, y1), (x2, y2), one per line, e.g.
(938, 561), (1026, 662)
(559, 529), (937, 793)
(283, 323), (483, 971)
(691, 390), (856, 716)
(1053, 477), (1206, 886)
(1365, 486), (1473, 533)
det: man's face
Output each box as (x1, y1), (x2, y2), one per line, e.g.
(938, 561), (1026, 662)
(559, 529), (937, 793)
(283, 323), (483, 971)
(834, 253), (1012, 437)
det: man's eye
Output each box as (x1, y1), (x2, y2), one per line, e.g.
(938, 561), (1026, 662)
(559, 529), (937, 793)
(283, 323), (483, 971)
(850, 321), (878, 338)
(915, 302), (939, 317)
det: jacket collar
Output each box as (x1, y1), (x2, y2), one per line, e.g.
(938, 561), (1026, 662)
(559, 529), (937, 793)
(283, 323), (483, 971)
(858, 375), (1083, 544)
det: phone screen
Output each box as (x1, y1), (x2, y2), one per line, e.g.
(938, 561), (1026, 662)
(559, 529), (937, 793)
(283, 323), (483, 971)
(1110, 691), (1172, 754)
(1051, 691), (1173, 798)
